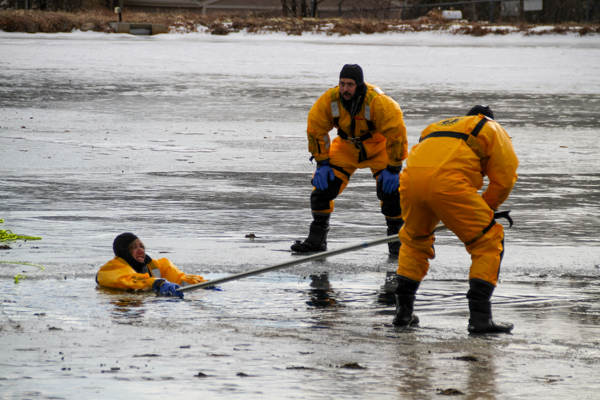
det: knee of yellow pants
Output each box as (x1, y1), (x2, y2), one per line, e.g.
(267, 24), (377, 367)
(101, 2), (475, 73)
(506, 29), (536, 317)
(397, 228), (435, 282)
(466, 223), (504, 286)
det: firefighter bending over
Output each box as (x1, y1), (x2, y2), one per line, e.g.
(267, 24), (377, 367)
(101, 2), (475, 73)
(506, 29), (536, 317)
(393, 105), (519, 333)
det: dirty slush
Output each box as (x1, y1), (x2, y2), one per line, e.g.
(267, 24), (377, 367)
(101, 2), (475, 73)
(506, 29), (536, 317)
(1, 31), (600, 399)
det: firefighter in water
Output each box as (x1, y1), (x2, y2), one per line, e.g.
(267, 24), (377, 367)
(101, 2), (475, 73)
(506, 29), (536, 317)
(291, 64), (408, 255)
(97, 232), (209, 298)
(393, 105), (519, 333)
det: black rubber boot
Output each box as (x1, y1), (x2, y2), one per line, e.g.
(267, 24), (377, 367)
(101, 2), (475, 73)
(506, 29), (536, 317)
(386, 218), (404, 255)
(291, 214), (330, 253)
(392, 276), (420, 326)
(467, 279), (513, 334)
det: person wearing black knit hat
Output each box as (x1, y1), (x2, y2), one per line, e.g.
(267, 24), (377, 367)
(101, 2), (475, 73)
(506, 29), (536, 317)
(291, 64), (408, 256)
(393, 105), (519, 334)
(97, 232), (210, 298)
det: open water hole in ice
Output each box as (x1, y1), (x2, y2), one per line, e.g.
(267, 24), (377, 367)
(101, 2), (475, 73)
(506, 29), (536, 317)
(1, 273), (600, 399)
(1, 31), (600, 399)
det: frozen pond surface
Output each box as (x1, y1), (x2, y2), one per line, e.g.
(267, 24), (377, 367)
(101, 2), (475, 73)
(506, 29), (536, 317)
(1, 30), (600, 399)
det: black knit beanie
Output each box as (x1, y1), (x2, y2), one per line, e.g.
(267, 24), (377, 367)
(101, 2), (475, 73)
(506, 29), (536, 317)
(112, 232), (152, 273)
(339, 64), (367, 116)
(339, 64), (364, 86)
(467, 105), (494, 120)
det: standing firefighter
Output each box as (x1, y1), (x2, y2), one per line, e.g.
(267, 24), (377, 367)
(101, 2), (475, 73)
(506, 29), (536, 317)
(291, 64), (408, 255)
(393, 106), (519, 333)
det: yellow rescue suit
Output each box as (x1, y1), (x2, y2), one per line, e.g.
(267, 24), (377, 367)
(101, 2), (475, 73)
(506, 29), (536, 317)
(307, 82), (407, 215)
(96, 257), (207, 291)
(398, 114), (519, 286)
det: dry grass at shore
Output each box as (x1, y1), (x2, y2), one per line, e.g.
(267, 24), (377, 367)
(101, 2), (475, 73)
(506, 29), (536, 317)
(1, 9), (599, 36)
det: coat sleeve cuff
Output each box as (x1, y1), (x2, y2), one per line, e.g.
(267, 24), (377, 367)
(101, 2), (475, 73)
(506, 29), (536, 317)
(386, 164), (402, 173)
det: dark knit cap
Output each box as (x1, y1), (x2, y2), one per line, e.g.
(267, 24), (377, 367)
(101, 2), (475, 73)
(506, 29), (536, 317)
(112, 232), (151, 273)
(339, 64), (364, 86)
(467, 105), (494, 120)
(113, 232), (139, 258)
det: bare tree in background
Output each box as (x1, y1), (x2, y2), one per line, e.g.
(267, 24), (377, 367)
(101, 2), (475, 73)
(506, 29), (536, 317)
(300, 0), (308, 16)
(341, 0), (395, 18)
(280, 0), (288, 16)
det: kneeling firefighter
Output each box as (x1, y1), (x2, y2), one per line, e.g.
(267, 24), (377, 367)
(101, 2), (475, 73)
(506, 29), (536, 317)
(291, 64), (408, 255)
(394, 106), (519, 333)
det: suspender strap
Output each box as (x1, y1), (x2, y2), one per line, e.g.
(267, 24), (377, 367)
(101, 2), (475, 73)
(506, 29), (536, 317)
(336, 126), (373, 163)
(419, 118), (490, 162)
(420, 117), (489, 143)
(336, 128), (373, 142)
(465, 219), (497, 246)
(420, 131), (469, 142)
(470, 118), (488, 137)
(331, 94), (377, 163)
(481, 219), (497, 236)
(329, 163), (351, 178)
(464, 209), (513, 246)
(356, 141), (368, 163)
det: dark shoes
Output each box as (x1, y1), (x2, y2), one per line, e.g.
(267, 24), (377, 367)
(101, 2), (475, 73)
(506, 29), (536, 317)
(392, 294), (419, 326)
(468, 300), (514, 333)
(291, 239), (327, 253)
(291, 217), (329, 253)
(466, 279), (513, 334)
(392, 276), (420, 327)
(468, 318), (514, 334)
(390, 277), (513, 333)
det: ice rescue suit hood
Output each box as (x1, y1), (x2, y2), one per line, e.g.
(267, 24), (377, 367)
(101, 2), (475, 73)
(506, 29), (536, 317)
(112, 232), (150, 273)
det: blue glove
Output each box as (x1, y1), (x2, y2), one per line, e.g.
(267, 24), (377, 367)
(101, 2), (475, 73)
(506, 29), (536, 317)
(379, 166), (400, 194)
(153, 279), (184, 299)
(312, 161), (335, 191)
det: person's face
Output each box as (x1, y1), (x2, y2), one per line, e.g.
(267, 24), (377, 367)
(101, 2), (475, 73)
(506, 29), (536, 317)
(130, 239), (146, 263)
(339, 78), (357, 100)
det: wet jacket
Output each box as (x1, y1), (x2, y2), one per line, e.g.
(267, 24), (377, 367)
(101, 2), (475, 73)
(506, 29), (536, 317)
(408, 114), (519, 210)
(96, 257), (206, 291)
(307, 82), (407, 168)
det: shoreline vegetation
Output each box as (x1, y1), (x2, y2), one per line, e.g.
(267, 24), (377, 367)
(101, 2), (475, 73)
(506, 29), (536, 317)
(1, 9), (600, 36)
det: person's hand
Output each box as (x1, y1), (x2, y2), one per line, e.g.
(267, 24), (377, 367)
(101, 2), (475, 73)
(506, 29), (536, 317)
(153, 279), (184, 299)
(160, 282), (183, 298)
(312, 161), (335, 191)
(379, 166), (400, 194)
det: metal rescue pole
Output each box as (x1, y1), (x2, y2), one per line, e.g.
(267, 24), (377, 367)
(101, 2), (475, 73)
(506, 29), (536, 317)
(178, 224), (448, 293)
(178, 211), (513, 293)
